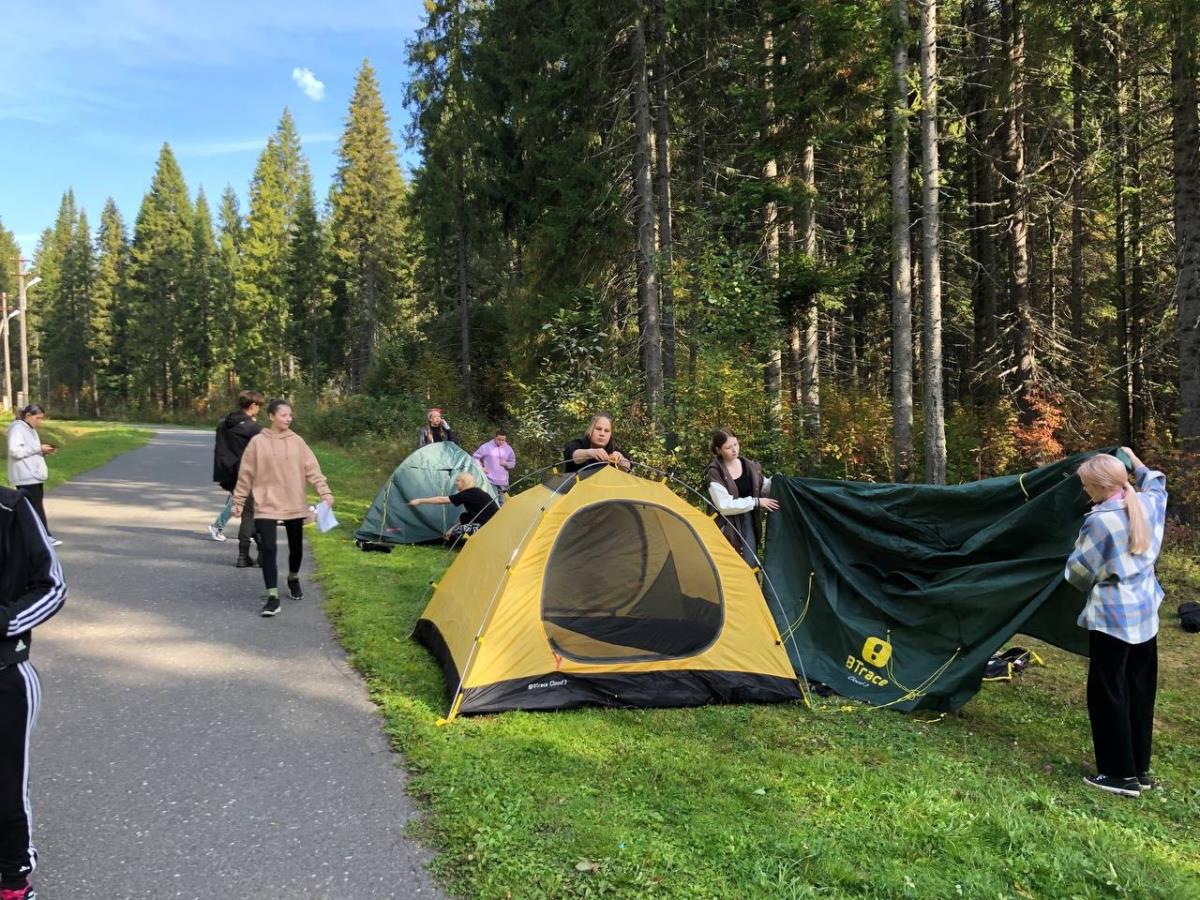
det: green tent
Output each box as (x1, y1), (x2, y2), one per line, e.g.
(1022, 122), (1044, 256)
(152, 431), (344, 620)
(355, 443), (498, 545)
(763, 450), (1120, 712)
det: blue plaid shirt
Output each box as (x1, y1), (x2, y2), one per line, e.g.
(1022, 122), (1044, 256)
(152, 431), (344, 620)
(1064, 466), (1167, 645)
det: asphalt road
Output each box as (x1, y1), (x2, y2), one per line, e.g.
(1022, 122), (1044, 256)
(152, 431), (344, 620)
(27, 429), (443, 899)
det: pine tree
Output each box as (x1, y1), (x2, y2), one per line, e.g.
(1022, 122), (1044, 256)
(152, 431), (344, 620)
(330, 60), (411, 389)
(127, 144), (194, 408)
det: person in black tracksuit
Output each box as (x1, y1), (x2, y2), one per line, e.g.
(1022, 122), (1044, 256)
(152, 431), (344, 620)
(213, 391), (264, 568)
(0, 486), (66, 900)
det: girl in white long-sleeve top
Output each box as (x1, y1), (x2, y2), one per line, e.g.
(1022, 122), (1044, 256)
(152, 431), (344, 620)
(705, 428), (778, 565)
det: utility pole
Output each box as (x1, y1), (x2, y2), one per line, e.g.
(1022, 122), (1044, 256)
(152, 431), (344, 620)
(16, 256), (30, 410)
(1, 291), (11, 412)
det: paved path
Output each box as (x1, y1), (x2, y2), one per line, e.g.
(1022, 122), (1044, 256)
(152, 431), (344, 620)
(29, 429), (442, 899)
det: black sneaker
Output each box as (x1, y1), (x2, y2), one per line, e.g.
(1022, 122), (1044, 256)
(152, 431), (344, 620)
(260, 595), (281, 617)
(286, 576), (303, 601)
(1137, 773), (1159, 791)
(1084, 774), (1140, 797)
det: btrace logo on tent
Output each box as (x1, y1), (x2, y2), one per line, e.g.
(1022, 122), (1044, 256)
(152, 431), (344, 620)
(845, 636), (891, 688)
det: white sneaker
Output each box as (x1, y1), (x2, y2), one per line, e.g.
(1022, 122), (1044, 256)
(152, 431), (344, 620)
(208, 524), (227, 543)
(50, 538), (63, 547)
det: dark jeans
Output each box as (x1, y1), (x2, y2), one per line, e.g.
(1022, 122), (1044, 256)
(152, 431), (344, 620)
(237, 494), (256, 552)
(254, 518), (304, 591)
(0, 662), (40, 888)
(1087, 630), (1158, 778)
(17, 484), (48, 536)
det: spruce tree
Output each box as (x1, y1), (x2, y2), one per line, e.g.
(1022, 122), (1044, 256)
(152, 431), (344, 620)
(240, 109), (310, 390)
(92, 198), (128, 411)
(181, 190), (219, 405)
(330, 60), (411, 389)
(39, 191), (82, 407)
(214, 186), (244, 392)
(287, 175), (330, 390)
(127, 144), (194, 408)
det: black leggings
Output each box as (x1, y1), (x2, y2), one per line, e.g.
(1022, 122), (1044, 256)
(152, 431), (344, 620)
(17, 484), (48, 536)
(254, 518), (304, 591)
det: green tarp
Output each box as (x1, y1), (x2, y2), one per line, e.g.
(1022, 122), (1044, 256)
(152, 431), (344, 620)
(763, 450), (1118, 712)
(355, 443), (498, 545)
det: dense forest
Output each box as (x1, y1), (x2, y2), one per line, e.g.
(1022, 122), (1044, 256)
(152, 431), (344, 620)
(2, 0), (1199, 487)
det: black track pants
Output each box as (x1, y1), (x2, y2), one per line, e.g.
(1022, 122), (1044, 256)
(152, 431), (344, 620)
(0, 663), (40, 888)
(1087, 630), (1157, 779)
(254, 518), (304, 591)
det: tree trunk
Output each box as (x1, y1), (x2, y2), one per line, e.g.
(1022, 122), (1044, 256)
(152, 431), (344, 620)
(800, 141), (820, 438)
(763, 28), (782, 428)
(1174, 6), (1200, 449)
(456, 185), (473, 407)
(890, 0), (914, 481)
(651, 0), (676, 425)
(1001, 0), (1034, 423)
(1070, 16), (1086, 342)
(968, 0), (998, 394)
(1113, 21), (1132, 444)
(1130, 48), (1146, 443)
(632, 14), (663, 417)
(919, 0), (946, 484)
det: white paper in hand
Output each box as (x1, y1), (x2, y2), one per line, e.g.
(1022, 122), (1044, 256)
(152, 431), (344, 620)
(312, 500), (339, 533)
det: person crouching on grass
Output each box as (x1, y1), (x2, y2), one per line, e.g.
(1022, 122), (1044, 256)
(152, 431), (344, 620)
(409, 472), (498, 544)
(232, 400), (335, 618)
(1065, 446), (1167, 798)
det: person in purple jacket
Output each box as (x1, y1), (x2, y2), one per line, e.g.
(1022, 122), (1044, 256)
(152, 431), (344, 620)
(472, 430), (516, 502)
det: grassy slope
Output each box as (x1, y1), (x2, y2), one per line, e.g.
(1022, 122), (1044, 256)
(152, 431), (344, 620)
(309, 442), (1200, 900)
(4, 419), (152, 490)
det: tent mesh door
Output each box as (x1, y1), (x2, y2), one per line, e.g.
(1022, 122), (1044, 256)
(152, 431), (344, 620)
(542, 501), (724, 662)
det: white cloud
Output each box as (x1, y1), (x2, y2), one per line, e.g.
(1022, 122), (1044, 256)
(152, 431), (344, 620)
(291, 67), (325, 101)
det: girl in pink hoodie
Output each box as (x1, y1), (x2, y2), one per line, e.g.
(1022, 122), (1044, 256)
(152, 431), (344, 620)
(233, 400), (334, 617)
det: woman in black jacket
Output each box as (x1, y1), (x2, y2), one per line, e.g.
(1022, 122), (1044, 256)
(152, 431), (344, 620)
(0, 486), (66, 900)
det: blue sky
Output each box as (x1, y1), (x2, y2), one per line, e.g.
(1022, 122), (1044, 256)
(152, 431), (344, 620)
(0, 0), (427, 254)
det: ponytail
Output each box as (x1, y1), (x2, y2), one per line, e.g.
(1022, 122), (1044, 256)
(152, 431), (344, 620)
(1124, 483), (1150, 555)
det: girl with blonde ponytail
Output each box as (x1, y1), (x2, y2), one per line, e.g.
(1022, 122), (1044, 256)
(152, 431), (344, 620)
(1065, 447), (1168, 798)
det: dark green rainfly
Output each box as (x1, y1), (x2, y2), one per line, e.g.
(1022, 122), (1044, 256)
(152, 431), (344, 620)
(764, 450), (1128, 712)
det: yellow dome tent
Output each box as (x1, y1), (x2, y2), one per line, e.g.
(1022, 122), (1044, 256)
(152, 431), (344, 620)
(414, 465), (804, 718)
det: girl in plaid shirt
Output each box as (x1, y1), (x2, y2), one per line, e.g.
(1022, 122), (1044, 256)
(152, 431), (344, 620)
(1065, 447), (1167, 798)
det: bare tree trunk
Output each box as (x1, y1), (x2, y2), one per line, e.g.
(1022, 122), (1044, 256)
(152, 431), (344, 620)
(800, 141), (820, 438)
(651, 0), (676, 428)
(1001, 0), (1034, 423)
(763, 27), (782, 428)
(456, 194), (472, 407)
(890, 0), (914, 481)
(1070, 16), (1086, 342)
(1129, 30), (1146, 444)
(1112, 21), (1132, 444)
(632, 14), (663, 417)
(968, 0), (998, 394)
(1174, 6), (1200, 449)
(919, 0), (946, 483)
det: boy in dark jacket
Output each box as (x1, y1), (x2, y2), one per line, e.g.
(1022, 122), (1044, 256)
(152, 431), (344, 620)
(211, 391), (263, 567)
(0, 486), (66, 900)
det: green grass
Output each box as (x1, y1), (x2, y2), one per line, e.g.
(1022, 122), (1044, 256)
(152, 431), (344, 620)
(4, 419), (152, 490)
(309, 441), (1200, 899)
